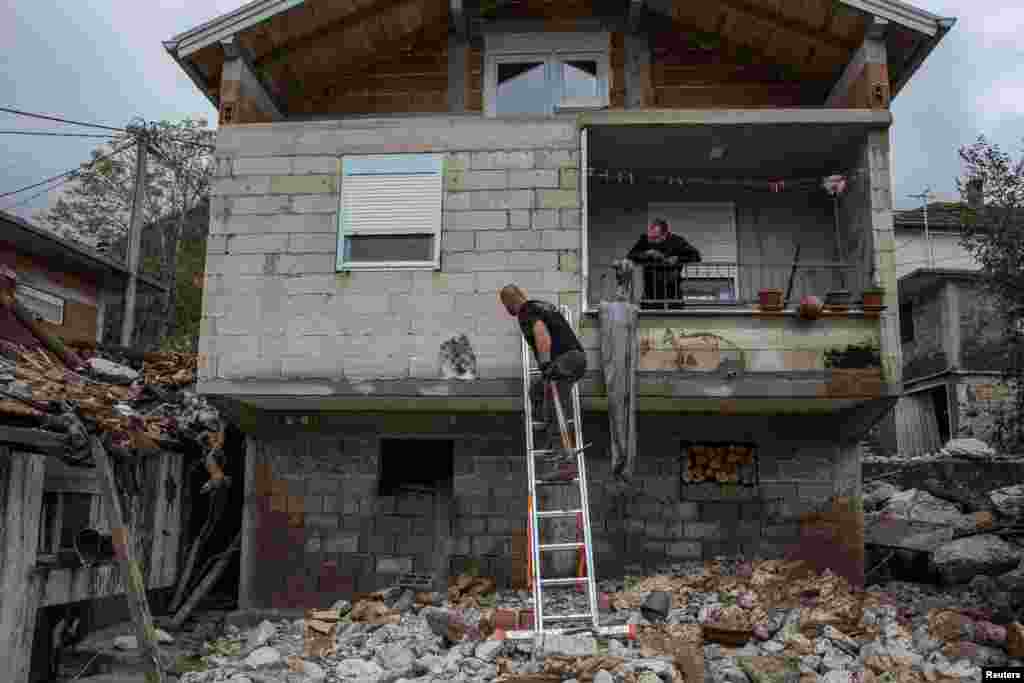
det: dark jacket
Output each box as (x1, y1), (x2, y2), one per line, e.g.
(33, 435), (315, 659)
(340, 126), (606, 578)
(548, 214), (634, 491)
(627, 233), (702, 263)
(517, 300), (583, 359)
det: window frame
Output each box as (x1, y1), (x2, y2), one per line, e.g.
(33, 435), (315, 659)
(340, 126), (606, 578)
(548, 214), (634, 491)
(336, 153), (445, 272)
(484, 32), (610, 117)
(16, 283), (65, 324)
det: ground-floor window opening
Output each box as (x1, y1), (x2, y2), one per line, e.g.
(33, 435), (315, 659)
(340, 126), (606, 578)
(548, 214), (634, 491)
(680, 441), (759, 492)
(378, 439), (454, 496)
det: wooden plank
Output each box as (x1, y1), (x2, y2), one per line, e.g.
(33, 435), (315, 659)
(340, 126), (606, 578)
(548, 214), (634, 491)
(0, 426), (67, 453)
(44, 457), (101, 494)
(91, 438), (166, 683)
(0, 447), (46, 683)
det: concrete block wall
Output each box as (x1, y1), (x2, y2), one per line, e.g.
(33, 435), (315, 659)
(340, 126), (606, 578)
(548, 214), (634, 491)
(239, 412), (865, 607)
(201, 117), (583, 383)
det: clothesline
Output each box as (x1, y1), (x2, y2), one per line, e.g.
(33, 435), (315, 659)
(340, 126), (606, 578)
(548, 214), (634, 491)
(586, 166), (868, 193)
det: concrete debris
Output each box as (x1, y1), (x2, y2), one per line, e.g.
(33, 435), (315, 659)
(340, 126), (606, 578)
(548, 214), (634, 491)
(170, 560), (1024, 683)
(931, 534), (1022, 584)
(246, 619), (278, 651)
(990, 484), (1024, 519)
(881, 488), (976, 529)
(86, 356), (140, 383)
(113, 635), (138, 650)
(156, 628), (175, 644)
(943, 437), (997, 460)
(244, 645), (282, 668)
(863, 481), (901, 511)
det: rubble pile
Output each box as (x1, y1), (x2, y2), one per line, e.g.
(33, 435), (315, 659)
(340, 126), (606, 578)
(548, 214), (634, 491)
(165, 560), (1024, 683)
(863, 437), (1018, 464)
(0, 334), (226, 484)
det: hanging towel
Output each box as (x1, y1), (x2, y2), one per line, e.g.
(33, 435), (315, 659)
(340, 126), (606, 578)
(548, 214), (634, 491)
(599, 299), (639, 479)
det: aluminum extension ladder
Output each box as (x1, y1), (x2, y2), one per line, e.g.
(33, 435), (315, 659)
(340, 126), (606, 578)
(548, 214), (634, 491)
(500, 305), (632, 641)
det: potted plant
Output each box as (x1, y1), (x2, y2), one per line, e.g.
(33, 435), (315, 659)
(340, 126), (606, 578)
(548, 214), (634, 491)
(862, 286), (885, 310)
(758, 288), (784, 311)
(825, 289), (852, 312)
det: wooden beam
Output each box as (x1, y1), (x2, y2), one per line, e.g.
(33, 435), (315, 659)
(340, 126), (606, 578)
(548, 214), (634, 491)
(220, 36), (285, 121)
(92, 438), (167, 683)
(826, 17), (890, 108)
(0, 426), (67, 454)
(448, 32), (468, 112)
(0, 446), (46, 683)
(712, 0), (860, 51)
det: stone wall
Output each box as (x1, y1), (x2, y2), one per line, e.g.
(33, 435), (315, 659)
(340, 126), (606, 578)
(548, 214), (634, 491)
(238, 412), (866, 608)
(202, 117), (582, 384)
(958, 280), (1010, 372)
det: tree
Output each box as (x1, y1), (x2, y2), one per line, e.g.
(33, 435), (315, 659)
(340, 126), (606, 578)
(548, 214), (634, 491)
(957, 135), (1024, 449)
(37, 117), (215, 347)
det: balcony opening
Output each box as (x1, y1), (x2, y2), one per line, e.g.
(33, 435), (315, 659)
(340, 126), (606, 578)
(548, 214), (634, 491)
(584, 122), (876, 312)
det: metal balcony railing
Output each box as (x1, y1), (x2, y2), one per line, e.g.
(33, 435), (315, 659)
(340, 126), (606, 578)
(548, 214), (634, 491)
(591, 261), (865, 310)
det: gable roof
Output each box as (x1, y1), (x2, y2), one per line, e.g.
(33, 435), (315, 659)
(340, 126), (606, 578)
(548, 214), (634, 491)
(165, 0), (955, 111)
(0, 211), (166, 292)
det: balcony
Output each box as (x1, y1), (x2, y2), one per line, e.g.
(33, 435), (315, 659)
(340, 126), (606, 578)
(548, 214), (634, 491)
(590, 260), (866, 311)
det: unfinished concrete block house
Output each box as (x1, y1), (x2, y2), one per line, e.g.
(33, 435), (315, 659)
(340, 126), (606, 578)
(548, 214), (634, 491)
(165, 0), (953, 610)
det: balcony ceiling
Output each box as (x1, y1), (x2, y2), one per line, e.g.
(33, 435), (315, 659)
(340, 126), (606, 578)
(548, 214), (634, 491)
(588, 122), (876, 179)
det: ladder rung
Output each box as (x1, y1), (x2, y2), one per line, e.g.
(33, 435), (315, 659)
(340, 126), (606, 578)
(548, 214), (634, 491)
(540, 577), (589, 586)
(542, 613), (594, 621)
(536, 509), (583, 519)
(539, 542), (585, 552)
(535, 478), (579, 486)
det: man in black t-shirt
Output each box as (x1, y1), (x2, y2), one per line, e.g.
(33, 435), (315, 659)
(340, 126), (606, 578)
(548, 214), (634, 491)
(500, 284), (586, 452)
(627, 218), (702, 308)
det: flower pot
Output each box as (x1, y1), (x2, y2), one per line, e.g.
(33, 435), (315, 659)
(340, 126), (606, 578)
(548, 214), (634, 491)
(862, 289), (885, 309)
(758, 288), (784, 311)
(799, 295), (824, 320)
(494, 609), (519, 631)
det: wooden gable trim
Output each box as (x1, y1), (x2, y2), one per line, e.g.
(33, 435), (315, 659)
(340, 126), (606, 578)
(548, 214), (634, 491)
(219, 36), (285, 124)
(826, 17), (890, 108)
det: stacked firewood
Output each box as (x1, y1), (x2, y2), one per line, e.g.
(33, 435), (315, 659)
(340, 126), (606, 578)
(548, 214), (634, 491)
(685, 444), (755, 484)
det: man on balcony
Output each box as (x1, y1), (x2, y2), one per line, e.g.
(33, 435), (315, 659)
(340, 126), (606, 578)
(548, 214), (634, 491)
(500, 285), (586, 456)
(627, 218), (702, 310)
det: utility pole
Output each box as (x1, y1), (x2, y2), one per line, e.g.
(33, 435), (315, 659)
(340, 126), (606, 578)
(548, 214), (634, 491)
(121, 126), (148, 346)
(908, 188), (934, 268)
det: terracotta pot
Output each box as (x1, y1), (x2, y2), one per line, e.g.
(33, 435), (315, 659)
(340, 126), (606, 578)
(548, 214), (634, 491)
(862, 290), (885, 308)
(799, 295), (823, 320)
(758, 288), (784, 310)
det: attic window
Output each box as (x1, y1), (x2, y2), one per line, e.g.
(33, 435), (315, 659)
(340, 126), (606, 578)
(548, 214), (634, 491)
(16, 284), (64, 325)
(484, 33), (610, 116)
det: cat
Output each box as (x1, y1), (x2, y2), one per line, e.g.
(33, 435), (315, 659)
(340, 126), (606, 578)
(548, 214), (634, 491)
(439, 334), (477, 380)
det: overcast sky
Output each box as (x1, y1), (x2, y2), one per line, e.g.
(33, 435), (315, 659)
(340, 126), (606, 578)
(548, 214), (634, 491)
(1, 0), (1021, 222)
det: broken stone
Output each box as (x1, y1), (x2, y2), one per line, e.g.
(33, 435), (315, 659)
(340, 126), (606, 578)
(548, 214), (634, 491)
(821, 625), (859, 656)
(113, 635), (138, 650)
(376, 642), (414, 672)
(863, 481), (901, 511)
(943, 437), (996, 460)
(538, 633), (598, 658)
(393, 589), (415, 613)
(990, 484), (1024, 519)
(474, 639), (504, 662)
(245, 620), (277, 651)
(881, 489), (976, 529)
(87, 357), (139, 383)
(335, 658), (384, 680)
(594, 670), (615, 683)
(641, 591), (671, 622)
(244, 646), (282, 668)
(421, 606), (465, 643)
(331, 599), (352, 615)
(931, 534), (1022, 584)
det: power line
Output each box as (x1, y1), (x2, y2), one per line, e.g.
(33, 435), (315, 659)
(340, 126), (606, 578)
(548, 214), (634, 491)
(0, 106), (126, 133)
(0, 130), (119, 139)
(0, 139), (137, 206)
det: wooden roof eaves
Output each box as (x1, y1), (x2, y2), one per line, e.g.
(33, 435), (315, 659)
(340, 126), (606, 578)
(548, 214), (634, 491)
(168, 0), (307, 58)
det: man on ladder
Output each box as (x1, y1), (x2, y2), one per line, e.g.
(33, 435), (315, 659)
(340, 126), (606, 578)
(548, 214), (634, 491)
(499, 284), (586, 460)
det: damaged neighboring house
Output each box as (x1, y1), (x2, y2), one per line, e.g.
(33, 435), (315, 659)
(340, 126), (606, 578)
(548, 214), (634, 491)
(0, 210), (167, 349)
(163, 0), (953, 610)
(885, 185), (1020, 457)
